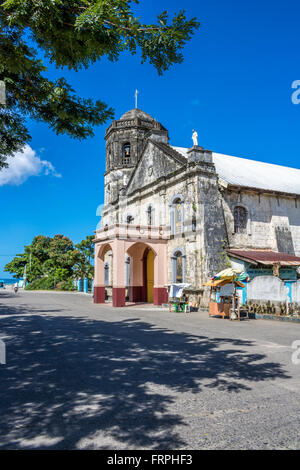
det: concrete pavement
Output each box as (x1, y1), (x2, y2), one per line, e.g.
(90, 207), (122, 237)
(0, 290), (300, 449)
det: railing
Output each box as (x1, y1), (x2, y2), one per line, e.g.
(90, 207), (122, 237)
(95, 224), (171, 241)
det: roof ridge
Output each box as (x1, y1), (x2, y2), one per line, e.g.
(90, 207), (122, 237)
(150, 141), (187, 165)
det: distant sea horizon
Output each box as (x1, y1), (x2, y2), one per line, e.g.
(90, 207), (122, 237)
(0, 278), (19, 285)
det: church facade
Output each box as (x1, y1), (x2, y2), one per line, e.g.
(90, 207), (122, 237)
(93, 108), (300, 307)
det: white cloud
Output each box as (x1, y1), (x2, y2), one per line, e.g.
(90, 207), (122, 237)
(0, 145), (62, 186)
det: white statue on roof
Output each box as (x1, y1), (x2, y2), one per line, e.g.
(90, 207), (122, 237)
(192, 129), (198, 146)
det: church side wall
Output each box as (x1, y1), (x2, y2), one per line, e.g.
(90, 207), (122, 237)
(222, 190), (300, 256)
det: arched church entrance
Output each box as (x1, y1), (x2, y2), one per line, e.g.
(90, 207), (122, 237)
(94, 237), (168, 307)
(127, 243), (156, 304)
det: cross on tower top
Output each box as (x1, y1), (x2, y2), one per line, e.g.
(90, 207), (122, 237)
(135, 89), (139, 109)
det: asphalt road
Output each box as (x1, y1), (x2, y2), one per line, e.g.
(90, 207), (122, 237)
(0, 290), (300, 450)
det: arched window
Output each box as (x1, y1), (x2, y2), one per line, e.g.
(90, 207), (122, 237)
(147, 204), (155, 225)
(234, 206), (248, 234)
(126, 214), (134, 224)
(170, 195), (184, 235)
(122, 143), (131, 165)
(172, 249), (186, 283)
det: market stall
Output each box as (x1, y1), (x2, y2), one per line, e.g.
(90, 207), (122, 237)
(167, 283), (191, 312)
(205, 268), (247, 320)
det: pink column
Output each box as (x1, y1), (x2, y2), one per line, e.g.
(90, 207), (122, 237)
(112, 240), (126, 307)
(153, 243), (168, 305)
(94, 243), (106, 303)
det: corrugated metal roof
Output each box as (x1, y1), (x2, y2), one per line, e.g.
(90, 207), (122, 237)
(172, 146), (300, 195)
(228, 250), (300, 266)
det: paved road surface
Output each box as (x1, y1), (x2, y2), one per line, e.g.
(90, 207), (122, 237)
(0, 290), (300, 450)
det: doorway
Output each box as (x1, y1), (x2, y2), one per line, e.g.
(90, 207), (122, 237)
(146, 249), (154, 303)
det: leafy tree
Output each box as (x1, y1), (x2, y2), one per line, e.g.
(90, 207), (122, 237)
(71, 251), (92, 280)
(48, 234), (74, 271)
(4, 253), (27, 279)
(54, 267), (70, 283)
(4, 233), (95, 288)
(0, 1), (199, 168)
(4, 236), (48, 281)
(76, 235), (94, 264)
(72, 235), (95, 279)
(29, 235), (52, 264)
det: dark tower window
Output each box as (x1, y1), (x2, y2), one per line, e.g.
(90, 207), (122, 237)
(126, 214), (134, 224)
(107, 145), (111, 169)
(234, 206), (247, 234)
(122, 143), (131, 166)
(147, 205), (154, 225)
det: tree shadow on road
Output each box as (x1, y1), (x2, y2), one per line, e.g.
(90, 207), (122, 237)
(0, 301), (291, 450)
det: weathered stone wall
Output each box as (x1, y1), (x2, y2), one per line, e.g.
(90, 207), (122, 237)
(222, 190), (300, 255)
(198, 174), (228, 280)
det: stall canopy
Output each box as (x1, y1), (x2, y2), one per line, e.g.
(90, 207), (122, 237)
(210, 267), (247, 283)
(213, 267), (243, 279)
(204, 279), (245, 288)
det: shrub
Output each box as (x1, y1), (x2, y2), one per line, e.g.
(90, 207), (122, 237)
(55, 279), (74, 291)
(25, 277), (55, 290)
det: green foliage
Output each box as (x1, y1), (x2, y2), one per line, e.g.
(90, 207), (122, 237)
(76, 235), (94, 262)
(55, 279), (74, 291)
(25, 276), (55, 290)
(4, 253), (27, 279)
(0, 1), (199, 167)
(5, 233), (95, 289)
(72, 235), (95, 279)
(220, 238), (231, 270)
(54, 267), (70, 282)
(24, 274), (75, 291)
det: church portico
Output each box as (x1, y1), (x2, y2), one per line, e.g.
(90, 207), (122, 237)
(94, 225), (169, 307)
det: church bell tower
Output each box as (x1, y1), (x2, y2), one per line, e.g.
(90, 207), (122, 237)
(104, 108), (168, 204)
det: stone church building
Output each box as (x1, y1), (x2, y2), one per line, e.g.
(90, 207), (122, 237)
(93, 108), (300, 307)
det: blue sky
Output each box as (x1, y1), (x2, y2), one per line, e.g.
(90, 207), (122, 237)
(1, 0), (300, 277)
